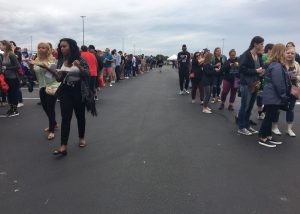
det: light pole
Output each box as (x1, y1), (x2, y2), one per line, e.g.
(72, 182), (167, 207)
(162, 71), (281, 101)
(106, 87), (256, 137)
(80, 16), (86, 45)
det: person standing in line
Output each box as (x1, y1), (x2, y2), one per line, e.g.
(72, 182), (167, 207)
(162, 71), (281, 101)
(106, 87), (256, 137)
(81, 45), (98, 97)
(219, 49), (239, 111)
(10, 41), (24, 108)
(256, 43), (274, 120)
(102, 48), (114, 87)
(177, 44), (191, 95)
(237, 36), (265, 136)
(112, 49), (121, 82)
(124, 54), (133, 79)
(43, 38), (96, 156)
(202, 53), (214, 113)
(132, 55), (137, 77)
(157, 56), (164, 73)
(258, 44), (289, 147)
(119, 51), (126, 79)
(286, 42), (300, 65)
(271, 46), (300, 137)
(0, 40), (20, 117)
(211, 47), (227, 103)
(29, 42), (60, 140)
(190, 52), (205, 104)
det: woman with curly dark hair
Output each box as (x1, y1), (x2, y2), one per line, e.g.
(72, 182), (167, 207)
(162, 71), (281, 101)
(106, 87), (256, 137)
(42, 38), (97, 155)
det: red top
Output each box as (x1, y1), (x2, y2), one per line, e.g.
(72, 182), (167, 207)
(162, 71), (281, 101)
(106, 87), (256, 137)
(81, 52), (98, 77)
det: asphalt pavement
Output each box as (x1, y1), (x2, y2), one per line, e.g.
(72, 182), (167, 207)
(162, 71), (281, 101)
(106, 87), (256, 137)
(0, 66), (300, 214)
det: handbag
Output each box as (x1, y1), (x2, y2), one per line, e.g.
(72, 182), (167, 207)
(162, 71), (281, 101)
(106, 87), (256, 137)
(0, 73), (9, 93)
(45, 86), (58, 96)
(249, 80), (261, 93)
(290, 85), (300, 100)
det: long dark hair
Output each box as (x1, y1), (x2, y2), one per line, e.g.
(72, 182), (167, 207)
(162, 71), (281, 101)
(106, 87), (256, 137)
(248, 36), (264, 51)
(57, 38), (80, 65)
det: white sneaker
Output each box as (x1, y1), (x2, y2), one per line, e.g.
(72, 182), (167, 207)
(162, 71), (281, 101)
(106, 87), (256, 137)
(211, 98), (216, 104)
(238, 128), (253, 136)
(184, 89), (190, 95)
(179, 90), (184, 95)
(287, 129), (296, 137)
(272, 128), (282, 136)
(17, 103), (24, 108)
(109, 84), (113, 87)
(191, 100), (196, 104)
(257, 112), (265, 120)
(202, 109), (212, 114)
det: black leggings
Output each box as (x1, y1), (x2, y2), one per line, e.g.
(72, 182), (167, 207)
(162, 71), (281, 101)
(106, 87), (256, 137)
(39, 87), (57, 132)
(60, 83), (86, 145)
(259, 105), (280, 138)
(5, 78), (19, 106)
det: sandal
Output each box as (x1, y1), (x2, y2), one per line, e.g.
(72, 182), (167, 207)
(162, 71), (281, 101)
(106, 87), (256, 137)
(53, 149), (67, 156)
(79, 139), (86, 148)
(44, 124), (59, 132)
(47, 132), (55, 140)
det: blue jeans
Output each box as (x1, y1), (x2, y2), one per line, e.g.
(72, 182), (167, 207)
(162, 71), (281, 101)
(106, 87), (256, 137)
(238, 85), (257, 129)
(212, 75), (223, 98)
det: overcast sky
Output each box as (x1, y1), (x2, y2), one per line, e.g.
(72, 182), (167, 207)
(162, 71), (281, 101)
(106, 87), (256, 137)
(1, 0), (299, 56)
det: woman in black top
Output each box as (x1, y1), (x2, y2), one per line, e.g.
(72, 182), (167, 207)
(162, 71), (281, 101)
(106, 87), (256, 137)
(190, 52), (204, 103)
(43, 38), (97, 155)
(202, 53), (214, 113)
(219, 49), (239, 111)
(0, 40), (20, 117)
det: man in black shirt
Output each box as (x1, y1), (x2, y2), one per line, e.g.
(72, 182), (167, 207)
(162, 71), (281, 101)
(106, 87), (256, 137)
(177, 44), (191, 95)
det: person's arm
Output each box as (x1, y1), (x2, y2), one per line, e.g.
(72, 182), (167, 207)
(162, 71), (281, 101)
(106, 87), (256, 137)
(271, 64), (288, 101)
(239, 53), (263, 76)
(6, 54), (19, 71)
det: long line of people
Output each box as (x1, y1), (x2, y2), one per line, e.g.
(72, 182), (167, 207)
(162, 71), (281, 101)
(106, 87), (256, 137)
(0, 38), (160, 155)
(177, 37), (300, 148)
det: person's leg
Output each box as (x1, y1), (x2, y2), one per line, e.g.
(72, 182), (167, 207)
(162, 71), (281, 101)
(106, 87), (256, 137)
(115, 65), (121, 82)
(259, 105), (277, 139)
(229, 83), (238, 104)
(212, 75), (217, 99)
(39, 87), (49, 117)
(73, 88), (86, 141)
(47, 94), (58, 133)
(203, 85), (211, 108)
(191, 80), (197, 100)
(220, 80), (231, 103)
(7, 78), (19, 114)
(238, 85), (251, 129)
(178, 69), (184, 91)
(60, 88), (73, 146)
(132, 66), (136, 77)
(286, 97), (296, 132)
(245, 91), (257, 129)
(184, 70), (190, 90)
(216, 75), (223, 99)
(199, 81), (204, 102)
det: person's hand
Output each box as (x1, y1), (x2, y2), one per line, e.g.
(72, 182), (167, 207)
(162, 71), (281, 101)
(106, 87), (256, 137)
(215, 62), (221, 67)
(256, 67), (264, 74)
(36, 63), (48, 69)
(2, 66), (6, 70)
(73, 60), (80, 67)
(215, 67), (221, 72)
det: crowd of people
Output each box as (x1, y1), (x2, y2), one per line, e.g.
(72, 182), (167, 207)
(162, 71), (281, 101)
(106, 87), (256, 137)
(177, 37), (300, 148)
(1, 36), (299, 153)
(0, 38), (163, 155)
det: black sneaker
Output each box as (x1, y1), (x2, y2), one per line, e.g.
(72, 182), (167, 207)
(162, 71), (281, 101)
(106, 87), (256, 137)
(7, 111), (19, 117)
(258, 139), (276, 148)
(268, 137), (283, 145)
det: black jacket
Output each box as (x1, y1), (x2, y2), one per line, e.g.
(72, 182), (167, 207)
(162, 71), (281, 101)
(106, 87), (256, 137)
(239, 50), (263, 86)
(191, 59), (203, 83)
(222, 57), (239, 83)
(202, 63), (214, 86)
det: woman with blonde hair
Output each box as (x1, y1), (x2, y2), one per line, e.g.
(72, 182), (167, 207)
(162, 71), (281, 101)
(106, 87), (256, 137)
(271, 46), (300, 137)
(258, 44), (289, 147)
(29, 42), (60, 140)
